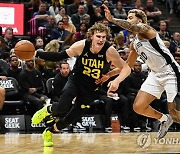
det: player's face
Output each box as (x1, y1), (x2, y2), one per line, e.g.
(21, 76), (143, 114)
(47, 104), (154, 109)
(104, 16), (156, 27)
(60, 64), (70, 77)
(127, 13), (140, 24)
(91, 31), (107, 50)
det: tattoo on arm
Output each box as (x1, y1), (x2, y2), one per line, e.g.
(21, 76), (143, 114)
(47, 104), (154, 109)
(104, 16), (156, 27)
(112, 18), (149, 33)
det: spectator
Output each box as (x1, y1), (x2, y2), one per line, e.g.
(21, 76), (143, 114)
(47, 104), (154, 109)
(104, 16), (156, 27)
(134, 0), (144, 11)
(35, 36), (44, 50)
(84, 0), (95, 16)
(35, 57), (50, 84)
(144, 0), (162, 26)
(19, 58), (49, 114)
(75, 23), (88, 42)
(49, 0), (61, 17)
(33, 2), (51, 28)
(175, 46), (180, 54)
(113, 1), (127, 19)
(7, 55), (21, 83)
(71, 5), (86, 29)
(174, 53), (180, 65)
(114, 32), (126, 50)
(67, 0), (81, 16)
(27, 0), (41, 15)
(4, 27), (18, 52)
(50, 20), (70, 44)
(44, 40), (60, 78)
(55, 6), (72, 24)
(169, 32), (180, 54)
(0, 36), (9, 56)
(82, 14), (91, 28)
(90, 6), (104, 26)
(45, 15), (56, 43)
(61, 33), (76, 50)
(158, 20), (171, 41)
(62, 15), (76, 34)
(52, 61), (70, 101)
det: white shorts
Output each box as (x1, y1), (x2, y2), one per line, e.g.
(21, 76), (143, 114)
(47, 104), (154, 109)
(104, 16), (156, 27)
(141, 69), (178, 102)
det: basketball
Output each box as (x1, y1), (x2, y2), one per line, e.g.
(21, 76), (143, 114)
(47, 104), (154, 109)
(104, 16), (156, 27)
(14, 40), (35, 60)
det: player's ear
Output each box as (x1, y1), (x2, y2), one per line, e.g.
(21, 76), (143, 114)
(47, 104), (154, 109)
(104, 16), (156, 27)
(138, 18), (142, 23)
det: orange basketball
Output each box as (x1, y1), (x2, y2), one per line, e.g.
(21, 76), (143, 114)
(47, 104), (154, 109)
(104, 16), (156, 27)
(14, 40), (35, 60)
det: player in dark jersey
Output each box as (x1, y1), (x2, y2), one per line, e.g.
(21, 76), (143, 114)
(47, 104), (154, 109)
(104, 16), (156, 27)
(32, 23), (131, 147)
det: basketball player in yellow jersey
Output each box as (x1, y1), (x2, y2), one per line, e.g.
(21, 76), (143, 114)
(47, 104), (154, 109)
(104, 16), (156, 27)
(32, 23), (131, 147)
(103, 4), (180, 139)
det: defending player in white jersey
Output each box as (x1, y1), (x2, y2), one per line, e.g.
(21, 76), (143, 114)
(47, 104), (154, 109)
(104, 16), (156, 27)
(102, 4), (180, 139)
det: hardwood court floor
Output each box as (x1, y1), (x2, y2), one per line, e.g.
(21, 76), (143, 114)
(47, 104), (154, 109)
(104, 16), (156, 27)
(0, 132), (180, 154)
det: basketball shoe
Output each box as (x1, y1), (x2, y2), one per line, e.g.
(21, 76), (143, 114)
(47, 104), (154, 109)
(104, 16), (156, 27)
(32, 104), (51, 124)
(42, 128), (53, 147)
(157, 114), (173, 140)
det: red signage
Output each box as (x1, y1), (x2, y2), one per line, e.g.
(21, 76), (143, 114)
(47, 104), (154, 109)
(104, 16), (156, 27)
(0, 3), (24, 35)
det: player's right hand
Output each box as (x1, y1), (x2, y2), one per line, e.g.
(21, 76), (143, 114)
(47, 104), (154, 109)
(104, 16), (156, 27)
(102, 4), (113, 22)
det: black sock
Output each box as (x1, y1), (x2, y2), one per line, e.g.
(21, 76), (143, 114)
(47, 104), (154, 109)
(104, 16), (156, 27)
(47, 105), (52, 113)
(47, 126), (58, 133)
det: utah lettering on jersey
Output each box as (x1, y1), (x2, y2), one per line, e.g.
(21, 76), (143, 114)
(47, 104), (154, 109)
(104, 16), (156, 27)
(82, 55), (104, 79)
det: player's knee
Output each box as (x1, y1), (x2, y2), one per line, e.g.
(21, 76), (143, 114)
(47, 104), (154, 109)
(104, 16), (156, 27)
(133, 102), (143, 114)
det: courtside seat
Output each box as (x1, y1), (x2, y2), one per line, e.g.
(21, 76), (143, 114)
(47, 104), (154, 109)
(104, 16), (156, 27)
(0, 77), (26, 114)
(46, 78), (54, 98)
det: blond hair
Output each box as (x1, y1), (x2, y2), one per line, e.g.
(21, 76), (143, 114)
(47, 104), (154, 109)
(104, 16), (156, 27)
(86, 23), (111, 39)
(45, 40), (60, 52)
(128, 9), (147, 24)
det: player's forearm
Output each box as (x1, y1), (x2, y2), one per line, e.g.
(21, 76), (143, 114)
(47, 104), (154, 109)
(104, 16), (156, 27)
(111, 18), (134, 32)
(106, 68), (122, 78)
(114, 64), (131, 83)
(36, 50), (70, 61)
(111, 18), (149, 33)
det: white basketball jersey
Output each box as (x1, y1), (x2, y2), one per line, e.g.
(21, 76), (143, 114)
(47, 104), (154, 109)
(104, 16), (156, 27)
(133, 33), (179, 72)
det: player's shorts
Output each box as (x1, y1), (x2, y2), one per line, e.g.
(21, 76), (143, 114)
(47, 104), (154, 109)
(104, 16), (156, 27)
(141, 67), (178, 102)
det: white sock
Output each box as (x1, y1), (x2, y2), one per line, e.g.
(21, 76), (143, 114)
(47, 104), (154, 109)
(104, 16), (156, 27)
(159, 114), (168, 122)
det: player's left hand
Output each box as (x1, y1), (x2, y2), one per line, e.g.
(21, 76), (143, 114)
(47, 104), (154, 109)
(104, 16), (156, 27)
(107, 80), (120, 95)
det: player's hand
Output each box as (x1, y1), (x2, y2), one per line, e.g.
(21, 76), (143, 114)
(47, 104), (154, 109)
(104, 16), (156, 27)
(95, 74), (110, 84)
(102, 4), (113, 22)
(107, 80), (120, 95)
(107, 92), (118, 97)
(0, 76), (7, 80)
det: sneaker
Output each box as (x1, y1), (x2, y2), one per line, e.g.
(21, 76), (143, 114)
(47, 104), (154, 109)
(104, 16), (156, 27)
(105, 127), (112, 130)
(121, 125), (130, 130)
(105, 127), (112, 133)
(73, 122), (86, 131)
(133, 127), (141, 131)
(32, 105), (51, 124)
(157, 114), (173, 140)
(42, 128), (53, 147)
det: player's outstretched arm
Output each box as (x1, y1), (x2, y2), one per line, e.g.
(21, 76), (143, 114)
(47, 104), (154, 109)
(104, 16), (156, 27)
(35, 40), (84, 61)
(103, 4), (151, 34)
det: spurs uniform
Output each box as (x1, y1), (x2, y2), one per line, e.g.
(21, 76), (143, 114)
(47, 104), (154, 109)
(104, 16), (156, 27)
(133, 33), (180, 102)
